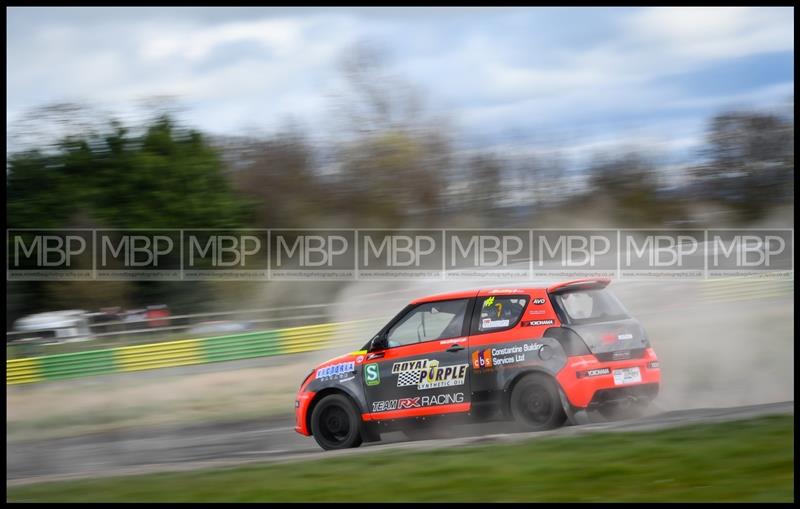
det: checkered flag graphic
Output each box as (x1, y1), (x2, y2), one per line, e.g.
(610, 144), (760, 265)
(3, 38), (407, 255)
(397, 370), (422, 387)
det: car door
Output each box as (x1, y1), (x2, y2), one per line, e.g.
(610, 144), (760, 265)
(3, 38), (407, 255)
(468, 293), (541, 394)
(362, 298), (474, 420)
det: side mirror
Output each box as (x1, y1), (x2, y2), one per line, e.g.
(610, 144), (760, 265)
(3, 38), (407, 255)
(370, 334), (388, 352)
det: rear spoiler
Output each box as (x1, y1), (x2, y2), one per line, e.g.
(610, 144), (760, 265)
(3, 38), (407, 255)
(547, 278), (611, 294)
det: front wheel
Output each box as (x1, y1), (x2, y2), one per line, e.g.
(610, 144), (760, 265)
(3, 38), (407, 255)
(310, 394), (363, 450)
(509, 374), (567, 431)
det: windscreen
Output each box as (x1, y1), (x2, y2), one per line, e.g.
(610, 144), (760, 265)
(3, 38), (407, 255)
(553, 289), (630, 324)
(386, 299), (468, 346)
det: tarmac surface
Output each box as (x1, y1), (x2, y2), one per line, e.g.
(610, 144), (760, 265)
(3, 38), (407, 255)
(7, 400), (793, 486)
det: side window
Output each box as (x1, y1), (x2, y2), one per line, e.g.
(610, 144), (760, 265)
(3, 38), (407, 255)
(473, 296), (528, 334)
(385, 299), (469, 347)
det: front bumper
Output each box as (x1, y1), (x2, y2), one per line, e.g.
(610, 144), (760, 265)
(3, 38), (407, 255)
(294, 391), (316, 436)
(556, 347), (661, 409)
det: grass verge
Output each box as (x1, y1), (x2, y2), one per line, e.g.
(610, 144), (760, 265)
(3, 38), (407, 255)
(7, 414), (793, 502)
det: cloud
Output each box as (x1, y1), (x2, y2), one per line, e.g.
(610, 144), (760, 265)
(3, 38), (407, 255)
(7, 11), (366, 134)
(625, 7), (794, 61)
(140, 18), (312, 62)
(6, 7), (794, 153)
(475, 7), (792, 102)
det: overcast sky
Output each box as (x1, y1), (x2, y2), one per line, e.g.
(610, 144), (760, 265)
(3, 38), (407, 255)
(6, 7), (795, 163)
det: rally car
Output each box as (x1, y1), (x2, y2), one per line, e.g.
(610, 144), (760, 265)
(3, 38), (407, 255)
(294, 278), (660, 450)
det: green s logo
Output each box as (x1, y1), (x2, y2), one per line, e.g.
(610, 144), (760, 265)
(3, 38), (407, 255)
(365, 364), (380, 386)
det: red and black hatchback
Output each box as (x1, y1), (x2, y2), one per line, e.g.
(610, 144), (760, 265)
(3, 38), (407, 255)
(295, 278), (661, 450)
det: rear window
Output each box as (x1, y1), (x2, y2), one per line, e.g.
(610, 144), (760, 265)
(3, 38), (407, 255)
(552, 289), (629, 324)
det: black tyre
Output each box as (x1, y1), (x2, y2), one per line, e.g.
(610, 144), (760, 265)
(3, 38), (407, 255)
(310, 394), (363, 450)
(509, 373), (567, 431)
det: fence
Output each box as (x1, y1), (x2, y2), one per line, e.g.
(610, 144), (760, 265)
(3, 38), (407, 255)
(6, 318), (384, 385)
(7, 294), (414, 358)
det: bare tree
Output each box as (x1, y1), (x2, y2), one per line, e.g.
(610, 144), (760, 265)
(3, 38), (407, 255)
(334, 42), (426, 135)
(7, 102), (104, 153)
(231, 127), (324, 228)
(693, 110), (794, 219)
(330, 41), (453, 226)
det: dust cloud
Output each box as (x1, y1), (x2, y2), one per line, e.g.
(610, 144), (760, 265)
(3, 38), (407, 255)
(320, 277), (793, 413)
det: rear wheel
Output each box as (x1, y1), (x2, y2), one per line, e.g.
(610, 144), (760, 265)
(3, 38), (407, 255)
(310, 394), (363, 450)
(509, 374), (567, 431)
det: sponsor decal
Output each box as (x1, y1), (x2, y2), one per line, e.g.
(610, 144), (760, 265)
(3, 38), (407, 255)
(577, 367), (611, 378)
(532, 298), (546, 305)
(528, 309), (546, 315)
(365, 363), (381, 386)
(601, 333), (618, 345)
(471, 349), (493, 369)
(338, 376), (355, 383)
(472, 342), (543, 370)
(482, 318), (510, 329)
(602, 329), (634, 345)
(371, 392), (465, 412)
(316, 361), (355, 379)
(392, 359), (468, 390)
(525, 319), (555, 327)
(366, 352), (384, 360)
(397, 397), (420, 409)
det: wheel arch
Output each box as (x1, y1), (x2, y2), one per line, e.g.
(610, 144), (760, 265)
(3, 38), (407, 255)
(501, 367), (565, 418)
(305, 386), (366, 437)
